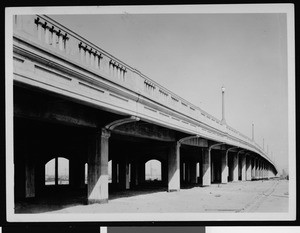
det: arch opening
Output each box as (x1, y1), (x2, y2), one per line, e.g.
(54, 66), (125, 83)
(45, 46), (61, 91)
(45, 157), (69, 185)
(145, 159), (162, 181)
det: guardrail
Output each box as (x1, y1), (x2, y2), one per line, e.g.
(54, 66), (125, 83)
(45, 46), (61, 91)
(13, 14), (276, 171)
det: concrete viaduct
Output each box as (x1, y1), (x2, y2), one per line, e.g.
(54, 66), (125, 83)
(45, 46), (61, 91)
(12, 15), (278, 205)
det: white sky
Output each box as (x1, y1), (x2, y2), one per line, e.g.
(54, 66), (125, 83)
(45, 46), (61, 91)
(48, 8), (290, 173)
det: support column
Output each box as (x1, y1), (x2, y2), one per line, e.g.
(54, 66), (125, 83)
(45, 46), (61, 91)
(251, 158), (255, 180)
(246, 155), (252, 181)
(257, 159), (261, 179)
(190, 161), (197, 184)
(87, 128), (110, 204)
(168, 142), (180, 192)
(255, 159), (259, 179)
(221, 150), (228, 184)
(180, 161), (184, 183)
(232, 153), (238, 182)
(202, 148), (211, 186)
(112, 159), (118, 185)
(25, 159), (35, 198)
(259, 161), (263, 179)
(70, 159), (85, 189)
(241, 154), (246, 181)
(138, 160), (145, 185)
(119, 160), (130, 190)
(162, 160), (168, 186)
(130, 160), (138, 188)
(185, 162), (190, 183)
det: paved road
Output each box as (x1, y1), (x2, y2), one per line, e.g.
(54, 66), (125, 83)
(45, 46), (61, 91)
(47, 179), (288, 213)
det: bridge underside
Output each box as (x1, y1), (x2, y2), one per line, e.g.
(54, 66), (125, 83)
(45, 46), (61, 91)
(13, 84), (276, 211)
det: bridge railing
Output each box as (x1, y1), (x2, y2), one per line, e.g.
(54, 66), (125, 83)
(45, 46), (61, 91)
(13, 14), (225, 131)
(13, 14), (275, 169)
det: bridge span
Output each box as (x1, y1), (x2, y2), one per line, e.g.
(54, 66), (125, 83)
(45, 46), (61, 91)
(12, 15), (277, 205)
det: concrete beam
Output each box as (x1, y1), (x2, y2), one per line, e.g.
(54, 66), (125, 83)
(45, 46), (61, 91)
(181, 138), (208, 147)
(114, 121), (176, 142)
(14, 87), (99, 128)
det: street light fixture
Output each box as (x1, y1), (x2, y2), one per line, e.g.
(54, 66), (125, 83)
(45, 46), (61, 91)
(221, 86), (226, 125)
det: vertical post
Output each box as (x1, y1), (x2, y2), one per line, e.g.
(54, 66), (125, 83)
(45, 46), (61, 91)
(125, 162), (130, 189)
(25, 159), (35, 198)
(55, 157), (58, 185)
(241, 154), (246, 181)
(162, 160), (168, 186)
(112, 159), (118, 185)
(221, 86), (226, 125)
(258, 160), (262, 179)
(168, 142), (180, 192)
(232, 153), (238, 182)
(138, 160), (145, 186)
(186, 162), (190, 183)
(87, 128), (110, 204)
(130, 160), (137, 188)
(202, 148), (211, 186)
(221, 150), (228, 183)
(246, 155), (252, 181)
(119, 159), (130, 190)
(255, 159), (259, 179)
(190, 161), (197, 184)
(252, 122), (254, 141)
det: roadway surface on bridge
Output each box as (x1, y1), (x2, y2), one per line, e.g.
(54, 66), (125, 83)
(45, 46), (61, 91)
(15, 179), (288, 214)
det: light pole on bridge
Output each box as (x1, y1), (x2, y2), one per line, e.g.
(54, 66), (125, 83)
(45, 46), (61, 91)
(221, 86), (226, 125)
(252, 122), (255, 141)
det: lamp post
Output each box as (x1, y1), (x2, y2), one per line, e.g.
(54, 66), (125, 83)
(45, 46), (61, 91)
(221, 86), (226, 125)
(252, 122), (254, 141)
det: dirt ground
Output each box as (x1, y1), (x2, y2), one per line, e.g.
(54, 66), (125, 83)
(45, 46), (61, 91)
(43, 179), (288, 213)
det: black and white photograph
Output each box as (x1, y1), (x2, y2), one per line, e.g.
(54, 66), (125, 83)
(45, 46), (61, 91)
(5, 4), (295, 222)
